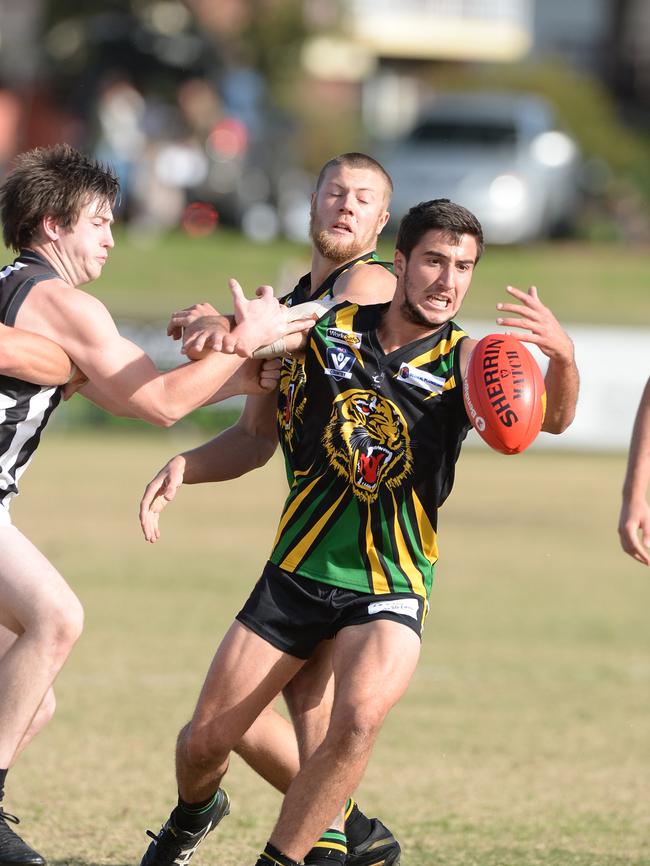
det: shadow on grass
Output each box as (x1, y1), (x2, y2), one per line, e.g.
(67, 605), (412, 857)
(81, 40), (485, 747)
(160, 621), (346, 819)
(50, 862), (133, 866)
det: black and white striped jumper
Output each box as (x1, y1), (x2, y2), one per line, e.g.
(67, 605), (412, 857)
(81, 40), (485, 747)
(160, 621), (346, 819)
(0, 250), (62, 513)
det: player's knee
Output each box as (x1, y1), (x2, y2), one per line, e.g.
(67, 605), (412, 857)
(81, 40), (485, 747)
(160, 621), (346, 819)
(182, 723), (231, 771)
(329, 706), (384, 757)
(45, 596), (84, 656)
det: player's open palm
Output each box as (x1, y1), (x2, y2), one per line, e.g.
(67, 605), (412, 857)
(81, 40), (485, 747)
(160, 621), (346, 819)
(224, 279), (314, 357)
(139, 455), (186, 543)
(496, 285), (574, 363)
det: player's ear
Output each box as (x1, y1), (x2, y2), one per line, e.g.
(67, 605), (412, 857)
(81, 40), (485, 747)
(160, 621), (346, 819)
(42, 215), (60, 242)
(393, 249), (406, 277)
(377, 209), (390, 233)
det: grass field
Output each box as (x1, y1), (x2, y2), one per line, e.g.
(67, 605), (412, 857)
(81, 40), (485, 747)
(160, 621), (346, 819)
(89, 229), (649, 327)
(8, 431), (650, 866)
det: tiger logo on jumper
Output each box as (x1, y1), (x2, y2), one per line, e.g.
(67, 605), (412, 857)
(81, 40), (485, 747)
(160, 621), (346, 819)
(323, 390), (413, 503)
(277, 357), (307, 450)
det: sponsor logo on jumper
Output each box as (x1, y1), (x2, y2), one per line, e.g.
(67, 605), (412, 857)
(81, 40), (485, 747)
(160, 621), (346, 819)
(325, 346), (356, 381)
(367, 598), (420, 620)
(398, 363), (446, 394)
(327, 327), (362, 349)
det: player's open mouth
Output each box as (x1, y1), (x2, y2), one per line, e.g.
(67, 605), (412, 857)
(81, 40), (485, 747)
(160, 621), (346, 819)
(332, 222), (354, 233)
(424, 294), (451, 310)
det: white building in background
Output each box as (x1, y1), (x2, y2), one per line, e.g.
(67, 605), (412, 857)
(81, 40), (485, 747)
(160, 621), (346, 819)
(345, 0), (534, 63)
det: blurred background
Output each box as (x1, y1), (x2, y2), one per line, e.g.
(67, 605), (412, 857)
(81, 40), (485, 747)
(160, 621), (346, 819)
(1, 0), (649, 243)
(0, 0), (648, 445)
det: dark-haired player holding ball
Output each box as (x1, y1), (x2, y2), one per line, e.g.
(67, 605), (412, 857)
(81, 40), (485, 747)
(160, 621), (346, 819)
(139, 197), (579, 866)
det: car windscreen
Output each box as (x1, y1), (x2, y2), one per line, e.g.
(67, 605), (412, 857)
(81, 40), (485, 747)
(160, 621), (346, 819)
(408, 119), (518, 147)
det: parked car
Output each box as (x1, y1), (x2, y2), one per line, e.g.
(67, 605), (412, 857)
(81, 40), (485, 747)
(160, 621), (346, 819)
(378, 91), (582, 244)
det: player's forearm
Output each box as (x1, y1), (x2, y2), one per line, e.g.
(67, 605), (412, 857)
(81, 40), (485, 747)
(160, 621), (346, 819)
(541, 355), (579, 434)
(622, 379), (650, 503)
(0, 325), (72, 385)
(130, 352), (246, 426)
(182, 392), (278, 482)
(182, 425), (277, 483)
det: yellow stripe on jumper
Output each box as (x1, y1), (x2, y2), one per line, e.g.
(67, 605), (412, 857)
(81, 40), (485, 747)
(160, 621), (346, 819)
(412, 490), (438, 564)
(407, 328), (466, 369)
(391, 490), (426, 598)
(281, 488), (348, 572)
(272, 475), (321, 548)
(366, 507), (390, 593)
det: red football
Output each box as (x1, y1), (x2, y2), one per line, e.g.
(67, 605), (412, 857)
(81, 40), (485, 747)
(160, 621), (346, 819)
(463, 333), (546, 455)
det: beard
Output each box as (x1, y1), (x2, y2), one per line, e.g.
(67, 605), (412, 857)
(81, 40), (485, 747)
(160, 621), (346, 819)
(399, 272), (450, 329)
(310, 210), (376, 265)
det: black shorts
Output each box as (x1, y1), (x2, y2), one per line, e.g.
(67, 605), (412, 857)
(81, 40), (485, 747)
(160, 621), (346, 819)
(236, 561), (427, 659)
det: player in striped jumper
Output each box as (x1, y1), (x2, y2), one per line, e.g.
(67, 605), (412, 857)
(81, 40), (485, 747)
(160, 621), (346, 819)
(0, 143), (308, 866)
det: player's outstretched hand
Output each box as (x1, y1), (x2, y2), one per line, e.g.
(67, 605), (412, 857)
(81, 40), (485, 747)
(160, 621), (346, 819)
(139, 455), (186, 543)
(618, 499), (650, 565)
(167, 302), (220, 340)
(496, 285), (574, 364)
(223, 280), (315, 358)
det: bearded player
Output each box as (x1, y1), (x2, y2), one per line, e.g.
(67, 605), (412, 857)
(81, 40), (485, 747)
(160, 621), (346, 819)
(138, 154), (402, 866)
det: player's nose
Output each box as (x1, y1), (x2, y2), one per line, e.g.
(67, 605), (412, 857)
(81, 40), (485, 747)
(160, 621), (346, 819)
(437, 264), (455, 289)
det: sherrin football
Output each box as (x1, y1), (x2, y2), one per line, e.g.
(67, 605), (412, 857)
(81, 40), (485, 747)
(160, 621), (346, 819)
(463, 333), (546, 455)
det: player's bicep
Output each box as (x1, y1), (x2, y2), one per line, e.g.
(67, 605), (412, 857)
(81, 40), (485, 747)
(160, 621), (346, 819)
(78, 334), (161, 404)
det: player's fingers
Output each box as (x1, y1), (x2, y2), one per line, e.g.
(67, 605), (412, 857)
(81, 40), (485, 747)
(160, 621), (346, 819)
(505, 284), (538, 301)
(286, 317), (317, 336)
(527, 285), (540, 300)
(191, 332), (208, 353)
(139, 480), (161, 519)
(221, 334), (237, 354)
(495, 316), (539, 331)
(144, 513), (160, 544)
(620, 525), (650, 565)
(229, 277), (244, 301)
(495, 300), (543, 317)
(255, 284), (274, 300)
(205, 332), (223, 351)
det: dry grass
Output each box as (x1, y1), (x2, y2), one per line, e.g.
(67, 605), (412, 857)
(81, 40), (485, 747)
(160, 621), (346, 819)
(7, 431), (650, 865)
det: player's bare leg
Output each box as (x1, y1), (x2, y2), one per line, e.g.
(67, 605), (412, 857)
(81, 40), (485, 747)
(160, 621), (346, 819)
(0, 525), (83, 865)
(0, 628), (56, 761)
(234, 701), (299, 793)
(236, 642), (402, 866)
(0, 527), (83, 766)
(141, 622), (304, 866)
(261, 620), (420, 865)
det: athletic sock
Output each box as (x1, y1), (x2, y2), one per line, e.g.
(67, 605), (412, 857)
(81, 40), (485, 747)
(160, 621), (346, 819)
(304, 828), (347, 865)
(0, 769), (7, 803)
(344, 799), (373, 849)
(173, 789), (220, 832)
(255, 842), (300, 866)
